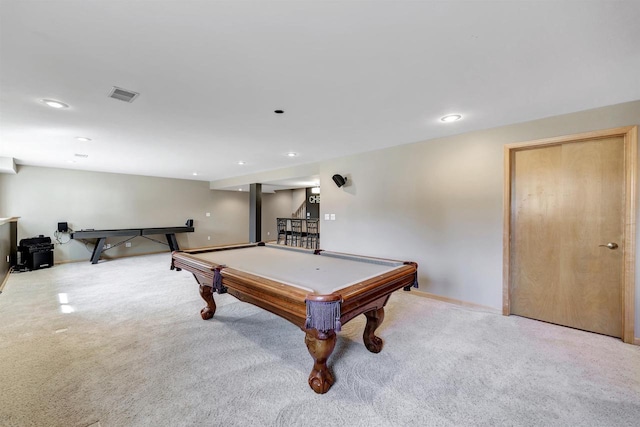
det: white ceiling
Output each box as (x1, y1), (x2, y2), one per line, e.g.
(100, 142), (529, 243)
(234, 176), (320, 193)
(1, 1), (639, 189)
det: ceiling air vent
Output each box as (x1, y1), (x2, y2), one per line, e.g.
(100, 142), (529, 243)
(108, 86), (140, 103)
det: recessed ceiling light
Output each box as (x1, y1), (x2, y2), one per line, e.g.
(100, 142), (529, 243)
(75, 137), (92, 142)
(41, 99), (69, 109)
(274, 110), (284, 114)
(440, 114), (462, 122)
(237, 161), (246, 165)
(192, 172), (198, 176)
(287, 152), (297, 157)
(238, 188), (243, 191)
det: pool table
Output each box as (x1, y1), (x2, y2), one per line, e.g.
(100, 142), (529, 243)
(171, 242), (418, 394)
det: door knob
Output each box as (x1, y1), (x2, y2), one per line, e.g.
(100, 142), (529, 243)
(599, 242), (618, 250)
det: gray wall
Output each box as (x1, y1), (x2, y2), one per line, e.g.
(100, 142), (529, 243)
(318, 100), (640, 333)
(0, 166), (252, 263)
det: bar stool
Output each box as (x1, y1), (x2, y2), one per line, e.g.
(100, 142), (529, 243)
(304, 219), (319, 249)
(276, 218), (289, 245)
(290, 219), (303, 247)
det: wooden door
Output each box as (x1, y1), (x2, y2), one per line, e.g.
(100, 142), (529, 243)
(504, 127), (637, 342)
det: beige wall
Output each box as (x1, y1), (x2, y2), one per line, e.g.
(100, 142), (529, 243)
(2, 100), (638, 335)
(291, 188), (306, 214)
(261, 190), (294, 242)
(0, 167), (295, 263)
(0, 166), (252, 263)
(318, 100), (640, 333)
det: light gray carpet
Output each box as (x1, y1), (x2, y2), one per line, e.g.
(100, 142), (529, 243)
(0, 253), (639, 427)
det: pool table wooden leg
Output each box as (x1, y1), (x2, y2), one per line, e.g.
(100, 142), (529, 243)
(199, 284), (217, 320)
(304, 329), (336, 394)
(363, 307), (385, 353)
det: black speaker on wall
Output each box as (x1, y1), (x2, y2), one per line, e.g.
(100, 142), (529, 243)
(185, 219), (194, 227)
(57, 222), (68, 232)
(332, 174), (347, 188)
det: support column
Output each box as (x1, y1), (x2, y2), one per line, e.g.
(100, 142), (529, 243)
(249, 183), (262, 243)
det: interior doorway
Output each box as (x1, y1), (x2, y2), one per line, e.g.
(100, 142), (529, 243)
(503, 126), (637, 343)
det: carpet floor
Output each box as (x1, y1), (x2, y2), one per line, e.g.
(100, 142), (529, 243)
(0, 253), (639, 426)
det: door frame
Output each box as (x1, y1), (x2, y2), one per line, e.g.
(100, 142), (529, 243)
(503, 126), (638, 344)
